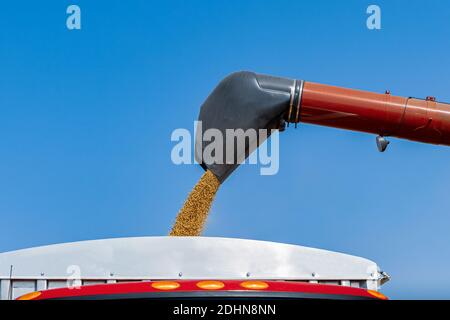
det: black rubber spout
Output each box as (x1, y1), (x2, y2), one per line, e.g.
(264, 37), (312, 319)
(195, 71), (294, 183)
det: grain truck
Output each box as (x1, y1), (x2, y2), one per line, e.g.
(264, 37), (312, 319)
(1, 237), (388, 300)
(2, 71), (450, 300)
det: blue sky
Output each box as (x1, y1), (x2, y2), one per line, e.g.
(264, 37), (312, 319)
(1, 0), (450, 299)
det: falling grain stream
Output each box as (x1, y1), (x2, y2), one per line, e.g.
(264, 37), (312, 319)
(169, 170), (220, 236)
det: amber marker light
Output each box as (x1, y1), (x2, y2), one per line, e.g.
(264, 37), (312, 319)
(17, 291), (42, 300)
(196, 280), (225, 290)
(240, 281), (269, 290)
(367, 290), (388, 300)
(151, 281), (180, 290)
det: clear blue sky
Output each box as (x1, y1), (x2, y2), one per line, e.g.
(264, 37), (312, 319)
(1, 0), (449, 299)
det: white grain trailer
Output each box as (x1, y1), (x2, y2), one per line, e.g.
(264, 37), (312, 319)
(0, 236), (389, 300)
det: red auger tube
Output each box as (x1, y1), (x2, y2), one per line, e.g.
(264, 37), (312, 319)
(297, 81), (450, 146)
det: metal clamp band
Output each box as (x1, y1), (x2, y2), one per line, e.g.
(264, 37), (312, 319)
(294, 80), (305, 127)
(287, 80), (304, 127)
(287, 80), (296, 127)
